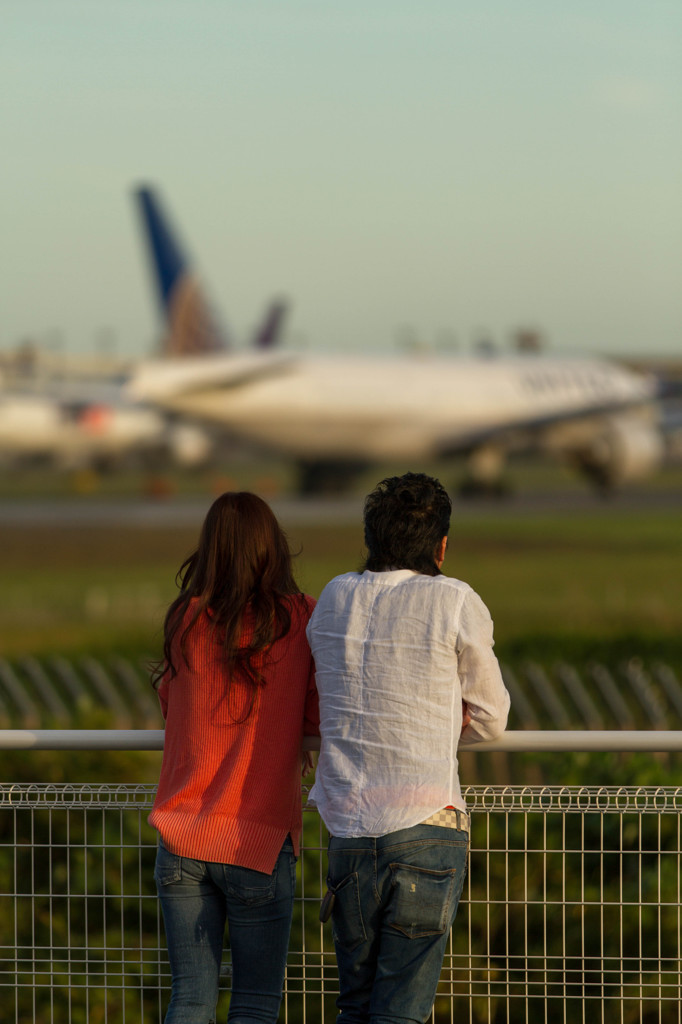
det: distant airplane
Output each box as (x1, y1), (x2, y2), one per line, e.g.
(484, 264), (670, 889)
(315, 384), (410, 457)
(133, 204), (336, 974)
(128, 185), (674, 494)
(0, 309), (213, 475)
(0, 364), (211, 473)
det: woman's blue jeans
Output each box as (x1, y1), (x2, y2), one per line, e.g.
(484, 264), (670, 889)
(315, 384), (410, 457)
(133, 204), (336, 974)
(326, 824), (469, 1024)
(154, 836), (296, 1024)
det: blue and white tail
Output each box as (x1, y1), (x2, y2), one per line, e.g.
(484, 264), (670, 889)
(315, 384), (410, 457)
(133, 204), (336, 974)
(135, 186), (230, 356)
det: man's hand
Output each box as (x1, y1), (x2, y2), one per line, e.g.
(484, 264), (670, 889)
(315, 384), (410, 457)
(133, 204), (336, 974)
(461, 700), (472, 733)
(301, 750), (316, 778)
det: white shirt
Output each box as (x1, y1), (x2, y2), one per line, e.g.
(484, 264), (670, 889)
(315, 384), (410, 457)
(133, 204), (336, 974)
(306, 570), (510, 837)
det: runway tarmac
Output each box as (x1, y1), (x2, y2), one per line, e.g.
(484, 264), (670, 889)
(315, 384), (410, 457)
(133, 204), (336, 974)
(0, 496), (363, 528)
(0, 488), (679, 528)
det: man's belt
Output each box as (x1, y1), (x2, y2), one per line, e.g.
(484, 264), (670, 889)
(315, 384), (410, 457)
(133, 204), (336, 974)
(420, 807), (470, 832)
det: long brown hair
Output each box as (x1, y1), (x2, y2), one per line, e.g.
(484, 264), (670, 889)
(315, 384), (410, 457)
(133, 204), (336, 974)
(152, 492), (302, 699)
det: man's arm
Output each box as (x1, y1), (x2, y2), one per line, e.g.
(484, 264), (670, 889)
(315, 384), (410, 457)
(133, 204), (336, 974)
(456, 589), (510, 745)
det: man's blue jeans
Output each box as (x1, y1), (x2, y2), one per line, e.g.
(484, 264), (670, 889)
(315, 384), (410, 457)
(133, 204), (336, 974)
(154, 836), (296, 1024)
(326, 824), (469, 1024)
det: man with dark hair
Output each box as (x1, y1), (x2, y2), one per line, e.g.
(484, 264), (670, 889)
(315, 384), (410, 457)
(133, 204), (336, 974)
(307, 472), (510, 1024)
(363, 472), (453, 575)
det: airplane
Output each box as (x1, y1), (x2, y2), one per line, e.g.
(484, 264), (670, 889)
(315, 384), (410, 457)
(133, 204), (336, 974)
(0, 331), (219, 474)
(128, 185), (674, 495)
(0, 376), (214, 474)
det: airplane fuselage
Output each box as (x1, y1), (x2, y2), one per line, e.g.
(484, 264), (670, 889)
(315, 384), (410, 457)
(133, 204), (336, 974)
(131, 352), (657, 462)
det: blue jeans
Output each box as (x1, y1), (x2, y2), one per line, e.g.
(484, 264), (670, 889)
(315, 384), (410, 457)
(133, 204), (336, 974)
(326, 824), (469, 1024)
(154, 836), (296, 1024)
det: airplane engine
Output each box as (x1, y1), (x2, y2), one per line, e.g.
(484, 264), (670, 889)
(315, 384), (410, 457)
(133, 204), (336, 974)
(74, 405), (211, 470)
(574, 416), (664, 489)
(166, 422), (213, 467)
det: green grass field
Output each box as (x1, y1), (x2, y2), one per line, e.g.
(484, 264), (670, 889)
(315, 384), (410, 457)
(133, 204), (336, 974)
(1, 496), (681, 669)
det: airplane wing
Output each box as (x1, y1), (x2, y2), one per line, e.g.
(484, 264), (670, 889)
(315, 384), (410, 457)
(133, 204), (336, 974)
(436, 383), (664, 457)
(126, 351), (297, 403)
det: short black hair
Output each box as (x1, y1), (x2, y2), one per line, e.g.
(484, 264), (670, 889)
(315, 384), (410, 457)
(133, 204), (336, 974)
(363, 472), (452, 576)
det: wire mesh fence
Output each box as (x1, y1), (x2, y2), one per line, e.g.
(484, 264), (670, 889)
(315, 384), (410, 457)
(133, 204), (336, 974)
(1, 782), (681, 1023)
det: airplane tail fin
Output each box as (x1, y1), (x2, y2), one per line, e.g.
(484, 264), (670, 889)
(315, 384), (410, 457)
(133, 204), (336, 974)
(135, 186), (230, 356)
(252, 299), (288, 349)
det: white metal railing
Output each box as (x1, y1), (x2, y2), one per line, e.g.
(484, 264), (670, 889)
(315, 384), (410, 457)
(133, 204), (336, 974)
(2, 738), (682, 1023)
(2, 728), (682, 751)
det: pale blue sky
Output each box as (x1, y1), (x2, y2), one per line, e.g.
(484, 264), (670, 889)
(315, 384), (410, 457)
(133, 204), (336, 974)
(2, 1), (681, 359)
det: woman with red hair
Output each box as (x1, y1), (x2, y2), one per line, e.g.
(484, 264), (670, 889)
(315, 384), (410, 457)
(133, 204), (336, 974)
(149, 492), (318, 1024)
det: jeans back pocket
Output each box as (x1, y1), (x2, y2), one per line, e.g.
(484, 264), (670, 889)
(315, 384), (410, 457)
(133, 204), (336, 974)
(386, 862), (460, 938)
(223, 861), (279, 907)
(153, 841), (183, 888)
(328, 872), (366, 952)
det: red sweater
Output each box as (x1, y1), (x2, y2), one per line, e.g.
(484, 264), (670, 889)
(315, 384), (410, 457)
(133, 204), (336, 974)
(149, 594), (319, 874)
